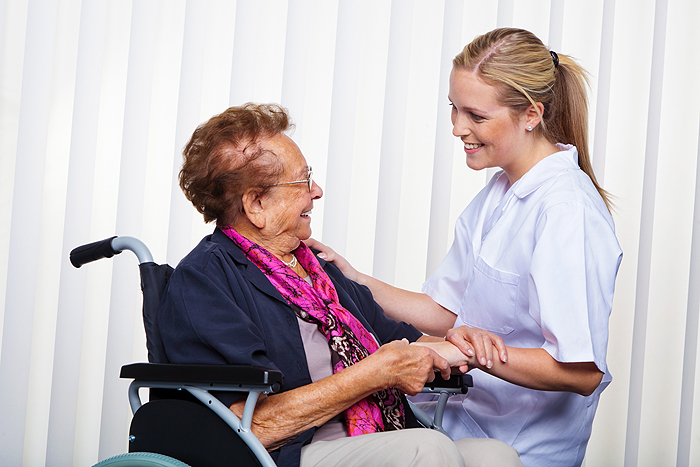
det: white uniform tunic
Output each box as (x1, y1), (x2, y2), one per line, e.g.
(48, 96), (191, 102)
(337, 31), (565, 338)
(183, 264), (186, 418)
(421, 145), (622, 467)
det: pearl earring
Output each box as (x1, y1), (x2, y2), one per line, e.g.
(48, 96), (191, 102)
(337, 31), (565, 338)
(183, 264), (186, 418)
(526, 125), (533, 132)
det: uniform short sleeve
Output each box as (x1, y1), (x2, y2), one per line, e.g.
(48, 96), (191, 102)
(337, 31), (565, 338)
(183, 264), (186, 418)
(529, 201), (622, 372)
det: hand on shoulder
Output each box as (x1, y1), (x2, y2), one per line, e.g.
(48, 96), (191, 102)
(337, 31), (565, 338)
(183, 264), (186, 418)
(305, 238), (360, 282)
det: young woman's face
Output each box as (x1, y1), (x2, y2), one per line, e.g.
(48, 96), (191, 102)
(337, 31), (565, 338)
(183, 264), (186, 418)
(449, 68), (531, 182)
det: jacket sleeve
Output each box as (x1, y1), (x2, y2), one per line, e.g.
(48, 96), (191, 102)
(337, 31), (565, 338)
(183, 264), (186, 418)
(159, 258), (279, 370)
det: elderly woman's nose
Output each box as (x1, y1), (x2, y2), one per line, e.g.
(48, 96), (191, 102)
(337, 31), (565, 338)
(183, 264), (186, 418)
(311, 180), (323, 199)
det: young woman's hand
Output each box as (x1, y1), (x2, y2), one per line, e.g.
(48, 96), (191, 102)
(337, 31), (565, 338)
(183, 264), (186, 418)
(305, 238), (360, 282)
(446, 325), (508, 369)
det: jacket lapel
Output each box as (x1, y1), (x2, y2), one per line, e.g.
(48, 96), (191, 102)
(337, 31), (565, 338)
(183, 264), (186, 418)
(211, 228), (289, 306)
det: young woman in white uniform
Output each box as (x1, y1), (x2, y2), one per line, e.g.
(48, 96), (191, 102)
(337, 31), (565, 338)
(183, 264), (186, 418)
(310, 28), (623, 467)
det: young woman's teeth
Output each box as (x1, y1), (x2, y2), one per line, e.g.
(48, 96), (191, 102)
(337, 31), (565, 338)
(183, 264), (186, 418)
(464, 143), (482, 149)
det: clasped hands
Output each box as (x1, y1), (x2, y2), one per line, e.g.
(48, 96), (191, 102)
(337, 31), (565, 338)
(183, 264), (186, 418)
(413, 325), (508, 374)
(379, 326), (507, 396)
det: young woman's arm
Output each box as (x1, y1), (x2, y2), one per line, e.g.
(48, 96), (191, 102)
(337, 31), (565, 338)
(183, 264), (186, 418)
(353, 271), (459, 337)
(308, 238), (459, 336)
(447, 326), (603, 396)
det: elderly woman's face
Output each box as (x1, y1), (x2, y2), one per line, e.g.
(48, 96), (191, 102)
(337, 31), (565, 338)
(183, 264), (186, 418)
(258, 134), (323, 251)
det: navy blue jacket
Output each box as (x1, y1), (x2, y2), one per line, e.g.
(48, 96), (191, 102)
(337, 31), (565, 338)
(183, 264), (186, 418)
(159, 228), (423, 467)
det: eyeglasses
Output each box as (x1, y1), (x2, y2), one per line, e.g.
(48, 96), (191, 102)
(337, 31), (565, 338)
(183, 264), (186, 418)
(266, 166), (313, 191)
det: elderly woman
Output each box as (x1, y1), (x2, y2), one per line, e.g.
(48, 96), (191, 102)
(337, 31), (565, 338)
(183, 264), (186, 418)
(158, 104), (522, 467)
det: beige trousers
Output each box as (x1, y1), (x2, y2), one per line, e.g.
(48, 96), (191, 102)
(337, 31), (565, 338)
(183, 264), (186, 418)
(299, 428), (523, 467)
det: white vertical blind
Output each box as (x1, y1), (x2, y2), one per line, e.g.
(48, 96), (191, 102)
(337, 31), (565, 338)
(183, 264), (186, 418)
(45, 0), (108, 464)
(98, 0), (159, 460)
(229, 1), (259, 107)
(625, 0), (667, 465)
(373, 0), (415, 283)
(321, 0), (363, 256)
(0, 1), (59, 466)
(591, 0), (616, 187)
(677, 121), (700, 467)
(1, 1), (700, 465)
(280, 0), (311, 147)
(426, 0), (465, 277)
(165, 0), (207, 267)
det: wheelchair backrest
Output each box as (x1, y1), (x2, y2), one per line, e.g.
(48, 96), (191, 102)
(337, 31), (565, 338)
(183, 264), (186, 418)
(138, 262), (174, 363)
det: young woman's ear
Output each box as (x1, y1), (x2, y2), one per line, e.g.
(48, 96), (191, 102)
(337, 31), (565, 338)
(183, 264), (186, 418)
(525, 102), (545, 131)
(241, 188), (266, 229)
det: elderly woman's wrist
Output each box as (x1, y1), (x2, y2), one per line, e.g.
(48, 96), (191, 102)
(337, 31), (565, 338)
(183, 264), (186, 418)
(349, 352), (392, 393)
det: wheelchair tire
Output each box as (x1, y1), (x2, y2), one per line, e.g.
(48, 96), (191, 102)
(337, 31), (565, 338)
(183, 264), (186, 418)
(93, 452), (191, 467)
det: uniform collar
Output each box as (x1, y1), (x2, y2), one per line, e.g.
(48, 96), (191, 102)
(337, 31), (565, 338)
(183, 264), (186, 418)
(510, 144), (578, 200)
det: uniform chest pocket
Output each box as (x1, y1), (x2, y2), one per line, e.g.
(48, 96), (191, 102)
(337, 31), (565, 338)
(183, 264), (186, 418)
(460, 256), (519, 335)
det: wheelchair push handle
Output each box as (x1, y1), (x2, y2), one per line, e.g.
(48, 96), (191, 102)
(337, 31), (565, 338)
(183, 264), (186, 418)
(70, 236), (119, 267)
(70, 236), (154, 267)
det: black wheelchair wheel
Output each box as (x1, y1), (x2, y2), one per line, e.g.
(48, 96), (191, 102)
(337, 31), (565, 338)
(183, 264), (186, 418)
(93, 452), (191, 467)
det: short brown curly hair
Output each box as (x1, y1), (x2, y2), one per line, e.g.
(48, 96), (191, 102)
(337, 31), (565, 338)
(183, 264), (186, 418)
(179, 103), (293, 224)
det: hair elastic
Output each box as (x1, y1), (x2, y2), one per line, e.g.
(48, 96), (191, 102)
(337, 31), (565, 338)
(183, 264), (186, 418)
(550, 50), (559, 68)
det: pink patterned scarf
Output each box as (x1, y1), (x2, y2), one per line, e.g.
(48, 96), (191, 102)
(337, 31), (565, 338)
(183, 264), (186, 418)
(221, 226), (405, 436)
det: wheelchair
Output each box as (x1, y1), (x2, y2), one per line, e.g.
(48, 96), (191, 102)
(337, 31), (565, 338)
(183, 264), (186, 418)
(71, 236), (473, 467)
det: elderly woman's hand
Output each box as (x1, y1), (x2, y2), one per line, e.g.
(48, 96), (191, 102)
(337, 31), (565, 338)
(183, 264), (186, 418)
(446, 325), (508, 370)
(370, 339), (450, 395)
(305, 238), (360, 282)
(227, 338), (452, 450)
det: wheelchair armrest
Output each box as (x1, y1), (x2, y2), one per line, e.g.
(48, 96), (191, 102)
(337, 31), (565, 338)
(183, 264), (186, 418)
(421, 372), (473, 395)
(120, 362), (283, 391)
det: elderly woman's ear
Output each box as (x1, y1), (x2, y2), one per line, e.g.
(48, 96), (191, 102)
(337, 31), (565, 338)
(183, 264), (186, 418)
(241, 187), (267, 229)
